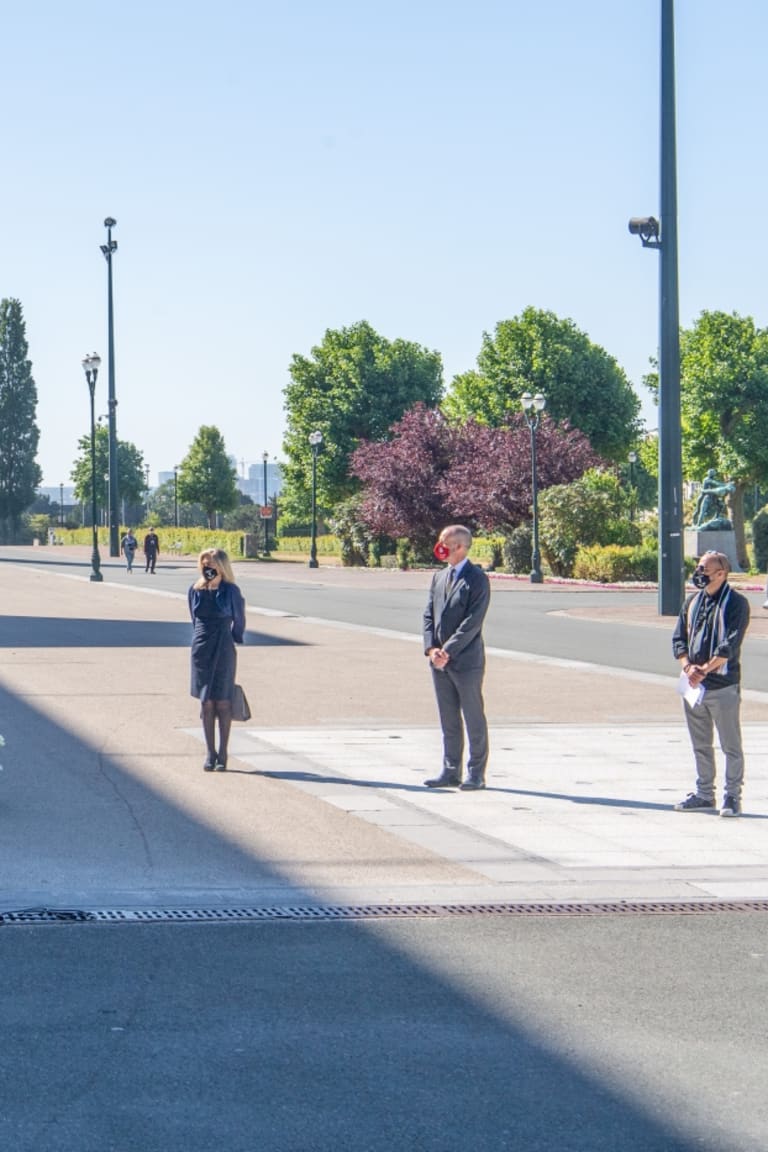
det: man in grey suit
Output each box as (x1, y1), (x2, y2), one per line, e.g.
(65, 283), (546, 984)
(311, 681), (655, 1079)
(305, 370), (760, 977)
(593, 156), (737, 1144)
(423, 524), (491, 791)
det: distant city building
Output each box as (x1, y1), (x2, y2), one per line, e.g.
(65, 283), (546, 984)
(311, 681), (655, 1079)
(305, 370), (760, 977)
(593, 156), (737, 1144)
(155, 461), (283, 503)
(237, 461), (283, 504)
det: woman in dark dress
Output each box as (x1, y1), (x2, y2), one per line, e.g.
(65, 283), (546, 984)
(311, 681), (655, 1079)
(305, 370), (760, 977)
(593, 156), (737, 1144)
(189, 548), (245, 772)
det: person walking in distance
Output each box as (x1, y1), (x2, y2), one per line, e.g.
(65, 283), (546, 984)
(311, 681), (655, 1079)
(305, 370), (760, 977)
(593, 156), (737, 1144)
(120, 528), (137, 573)
(423, 525), (491, 791)
(189, 548), (246, 772)
(672, 550), (750, 817)
(144, 527), (160, 573)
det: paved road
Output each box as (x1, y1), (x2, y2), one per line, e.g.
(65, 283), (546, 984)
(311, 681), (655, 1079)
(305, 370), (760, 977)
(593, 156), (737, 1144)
(6, 546), (768, 684)
(3, 914), (768, 1152)
(2, 546), (768, 1150)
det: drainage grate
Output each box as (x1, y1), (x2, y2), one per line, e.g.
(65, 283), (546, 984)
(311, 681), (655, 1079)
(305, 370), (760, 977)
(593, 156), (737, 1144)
(3, 899), (768, 925)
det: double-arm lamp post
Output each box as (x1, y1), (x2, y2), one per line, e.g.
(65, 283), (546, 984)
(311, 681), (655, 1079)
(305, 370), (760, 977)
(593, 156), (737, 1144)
(82, 353), (103, 582)
(521, 392), (546, 584)
(308, 430), (323, 569)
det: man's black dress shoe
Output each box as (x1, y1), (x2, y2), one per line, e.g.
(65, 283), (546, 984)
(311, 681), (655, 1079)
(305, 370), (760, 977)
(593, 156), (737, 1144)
(425, 771), (461, 788)
(203, 755), (216, 772)
(459, 776), (486, 791)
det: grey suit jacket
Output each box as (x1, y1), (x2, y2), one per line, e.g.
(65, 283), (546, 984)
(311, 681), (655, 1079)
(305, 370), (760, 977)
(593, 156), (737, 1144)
(422, 559), (491, 672)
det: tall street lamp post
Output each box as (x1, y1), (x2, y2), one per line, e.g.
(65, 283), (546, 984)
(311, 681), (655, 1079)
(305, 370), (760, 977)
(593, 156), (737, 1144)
(308, 430), (323, 569)
(100, 217), (120, 557)
(521, 392), (546, 584)
(628, 451), (638, 521)
(144, 465), (150, 521)
(174, 466), (179, 529)
(262, 450), (270, 556)
(82, 353), (103, 582)
(59, 482), (64, 528)
(628, 0), (683, 615)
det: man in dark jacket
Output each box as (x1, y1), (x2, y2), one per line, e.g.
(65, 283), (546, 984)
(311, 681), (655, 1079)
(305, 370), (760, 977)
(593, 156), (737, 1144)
(143, 528), (160, 573)
(672, 550), (750, 817)
(423, 524), (491, 791)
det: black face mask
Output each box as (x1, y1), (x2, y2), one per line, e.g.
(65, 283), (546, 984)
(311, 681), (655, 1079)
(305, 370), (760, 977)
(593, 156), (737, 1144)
(203, 567), (218, 581)
(691, 567), (710, 589)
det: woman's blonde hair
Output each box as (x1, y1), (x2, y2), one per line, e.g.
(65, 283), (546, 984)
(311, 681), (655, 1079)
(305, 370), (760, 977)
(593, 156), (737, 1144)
(193, 547), (236, 589)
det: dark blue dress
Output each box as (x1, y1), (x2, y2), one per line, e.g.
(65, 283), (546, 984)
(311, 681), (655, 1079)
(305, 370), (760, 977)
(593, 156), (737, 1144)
(189, 582), (246, 702)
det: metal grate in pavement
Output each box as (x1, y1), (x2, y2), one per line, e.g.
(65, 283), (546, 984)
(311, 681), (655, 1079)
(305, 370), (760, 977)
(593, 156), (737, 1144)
(2, 900), (768, 925)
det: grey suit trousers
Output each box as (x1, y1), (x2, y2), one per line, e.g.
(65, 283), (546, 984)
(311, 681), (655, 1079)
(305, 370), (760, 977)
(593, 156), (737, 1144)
(431, 663), (488, 776)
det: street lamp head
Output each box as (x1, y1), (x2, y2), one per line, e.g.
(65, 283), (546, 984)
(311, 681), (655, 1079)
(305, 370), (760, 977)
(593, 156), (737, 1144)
(628, 216), (661, 248)
(82, 352), (102, 372)
(533, 393), (546, 412)
(628, 451), (638, 463)
(521, 393), (546, 412)
(104, 217), (117, 229)
(308, 430), (323, 447)
(262, 450), (269, 462)
(520, 393), (533, 410)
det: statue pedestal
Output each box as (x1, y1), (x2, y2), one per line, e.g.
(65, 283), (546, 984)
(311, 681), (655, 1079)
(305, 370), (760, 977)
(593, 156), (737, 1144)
(684, 529), (742, 572)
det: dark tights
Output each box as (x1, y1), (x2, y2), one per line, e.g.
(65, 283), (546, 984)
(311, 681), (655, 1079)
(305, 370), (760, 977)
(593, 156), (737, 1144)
(201, 699), (233, 760)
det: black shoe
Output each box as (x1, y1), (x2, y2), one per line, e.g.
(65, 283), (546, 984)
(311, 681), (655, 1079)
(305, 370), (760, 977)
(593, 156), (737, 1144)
(203, 755), (216, 772)
(673, 792), (715, 812)
(459, 776), (486, 791)
(215, 754), (228, 772)
(720, 794), (742, 817)
(425, 770), (461, 788)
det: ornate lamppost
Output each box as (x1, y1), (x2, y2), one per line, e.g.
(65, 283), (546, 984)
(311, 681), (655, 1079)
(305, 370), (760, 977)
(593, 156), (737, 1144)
(174, 466), (179, 528)
(82, 353), (103, 582)
(521, 392), (546, 584)
(628, 450), (638, 521)
(262, 450), (271, 556)
(308, 430), (323, 569)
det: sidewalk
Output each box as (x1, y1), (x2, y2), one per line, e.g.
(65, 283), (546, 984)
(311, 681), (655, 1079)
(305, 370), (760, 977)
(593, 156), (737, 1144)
(2, 552), (768, 910)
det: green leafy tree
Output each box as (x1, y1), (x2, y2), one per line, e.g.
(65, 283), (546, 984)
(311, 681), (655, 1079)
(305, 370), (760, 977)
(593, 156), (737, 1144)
(443, 307), (640, 461)
(645, 310), (768, 567)
(70, 425), (147, 523)
(538, 470), (640, 576)
(0, 299), (42, 540)
(282, 320), (443, 518)
(146, 479), (207, 528)
(177, 426), (238, 529)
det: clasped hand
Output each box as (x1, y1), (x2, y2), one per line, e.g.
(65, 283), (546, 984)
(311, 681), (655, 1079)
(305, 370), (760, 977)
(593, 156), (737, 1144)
(430, 648), (450, 670)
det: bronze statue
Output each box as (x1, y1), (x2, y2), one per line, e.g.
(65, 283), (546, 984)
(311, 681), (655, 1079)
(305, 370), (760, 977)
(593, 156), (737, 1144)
(692, 469), (734, 531)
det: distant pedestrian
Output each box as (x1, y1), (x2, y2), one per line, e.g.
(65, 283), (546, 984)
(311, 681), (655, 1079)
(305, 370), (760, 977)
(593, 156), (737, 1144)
(423, 524), (490, 791)
(121, 528), (137, 572)
(189, 548), (246, 772)
(144, 528), (159, 573)
(672, 550), (750, 817)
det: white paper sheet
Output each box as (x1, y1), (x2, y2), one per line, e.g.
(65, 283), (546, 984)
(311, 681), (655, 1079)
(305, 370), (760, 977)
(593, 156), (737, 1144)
(677, 671), (705, 707)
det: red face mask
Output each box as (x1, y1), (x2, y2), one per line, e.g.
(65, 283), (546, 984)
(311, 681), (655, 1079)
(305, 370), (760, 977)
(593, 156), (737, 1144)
(433, 541), (449, 561)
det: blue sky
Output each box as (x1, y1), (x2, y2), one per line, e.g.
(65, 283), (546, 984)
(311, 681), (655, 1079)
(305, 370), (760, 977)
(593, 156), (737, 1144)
(2, 0), (766, 488)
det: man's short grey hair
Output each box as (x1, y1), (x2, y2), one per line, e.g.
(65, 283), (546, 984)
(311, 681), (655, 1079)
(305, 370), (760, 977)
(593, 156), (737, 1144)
(442, 525), (473, 548)
(701, 549), (730, 575)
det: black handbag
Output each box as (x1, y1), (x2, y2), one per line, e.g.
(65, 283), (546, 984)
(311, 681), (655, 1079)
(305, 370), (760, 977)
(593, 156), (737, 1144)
(232, 684), (251, 722)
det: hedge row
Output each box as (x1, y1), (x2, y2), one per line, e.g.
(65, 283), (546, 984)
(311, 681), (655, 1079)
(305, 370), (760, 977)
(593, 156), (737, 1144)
(572, 544), (658, 583)
(58, 527), (248, 557)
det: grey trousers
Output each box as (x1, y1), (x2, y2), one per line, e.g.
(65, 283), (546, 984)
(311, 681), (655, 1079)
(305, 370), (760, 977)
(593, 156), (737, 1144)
(431, 664), (488, 777)
(683, 684), (744, 801)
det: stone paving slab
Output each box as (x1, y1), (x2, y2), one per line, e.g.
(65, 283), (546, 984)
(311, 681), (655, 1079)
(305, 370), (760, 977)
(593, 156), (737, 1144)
(183, 722), (768, 903)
